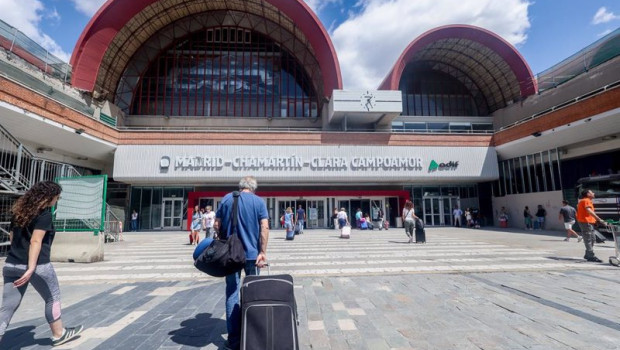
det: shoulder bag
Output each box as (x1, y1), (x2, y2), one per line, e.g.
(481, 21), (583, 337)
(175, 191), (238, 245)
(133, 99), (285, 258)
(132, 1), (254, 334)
(194, 191), (246, 277)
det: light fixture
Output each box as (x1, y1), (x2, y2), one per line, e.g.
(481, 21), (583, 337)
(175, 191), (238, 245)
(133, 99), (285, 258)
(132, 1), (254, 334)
(602, 135), (617, 141)
(75, 128), (85, 134)
(531, 131), (542, 137)
(76, 156), (89, 160)
(36, 147), (53, 153)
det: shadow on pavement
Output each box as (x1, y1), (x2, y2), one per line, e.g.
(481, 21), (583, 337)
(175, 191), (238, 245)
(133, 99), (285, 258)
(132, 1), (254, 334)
(169, 312), (226, 348)
(0, 325), (51, 348)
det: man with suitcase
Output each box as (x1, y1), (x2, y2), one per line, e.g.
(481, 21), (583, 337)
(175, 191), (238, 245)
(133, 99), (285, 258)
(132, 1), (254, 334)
(215, 176), (269, 350)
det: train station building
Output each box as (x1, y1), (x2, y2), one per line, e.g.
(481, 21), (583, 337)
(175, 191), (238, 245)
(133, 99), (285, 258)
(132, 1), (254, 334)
(0, 0), (618, 231)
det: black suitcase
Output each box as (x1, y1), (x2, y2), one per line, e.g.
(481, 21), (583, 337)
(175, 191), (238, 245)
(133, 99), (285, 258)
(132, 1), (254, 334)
(415, 218), (426, 243)
(240, 274), (299, 350)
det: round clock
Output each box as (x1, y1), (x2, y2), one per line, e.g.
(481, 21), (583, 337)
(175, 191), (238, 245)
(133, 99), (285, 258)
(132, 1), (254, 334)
(360, 91), (376, 111)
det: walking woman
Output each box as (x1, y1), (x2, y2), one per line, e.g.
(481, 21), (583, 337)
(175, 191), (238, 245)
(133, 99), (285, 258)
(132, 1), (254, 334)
(190, 205), (202, 245)
(0, 181), (83, 346)
(401, 200), (417, 243)
(283, 207), (295, 240)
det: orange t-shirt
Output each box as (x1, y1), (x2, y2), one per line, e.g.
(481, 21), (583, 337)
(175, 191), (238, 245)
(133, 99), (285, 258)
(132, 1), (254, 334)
(577, 198), (596, 223)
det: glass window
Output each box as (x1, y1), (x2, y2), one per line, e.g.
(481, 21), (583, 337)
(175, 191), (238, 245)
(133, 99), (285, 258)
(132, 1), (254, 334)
(126, 26), (318, 118)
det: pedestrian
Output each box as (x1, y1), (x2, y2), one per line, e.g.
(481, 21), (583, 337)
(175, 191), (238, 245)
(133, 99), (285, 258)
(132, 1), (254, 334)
(577, 189), (608, 262)
(337, 208), (349, 230)
(331, 209), (339, 229)
(377, 208), (385, 230)
(295, 204), (306, 234)
(401, 200), (417, 243)
(523, 206), (533, 230)
(559, 200), (581, 242)
(452, 206), (463, 227)
(203, 205), (216, 239)
(465, 208), (473, 228)
(131, 209), (138, 231)
(190, 205), (202, 245)
(535, 205), (546, 230)
(499, 207), (509, 228)
(355, 208), (362, 229)
(0, 181), (83, 346)
(214, 176), (269, 350)
(283, 207), (295, 237)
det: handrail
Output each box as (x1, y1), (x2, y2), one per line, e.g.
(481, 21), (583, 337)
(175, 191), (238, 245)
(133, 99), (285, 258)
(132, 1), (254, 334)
(498, 80), (620, 133)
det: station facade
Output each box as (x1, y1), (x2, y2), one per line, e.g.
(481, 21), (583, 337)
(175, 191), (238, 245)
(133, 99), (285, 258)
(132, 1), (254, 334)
(0, 0), (618, 231)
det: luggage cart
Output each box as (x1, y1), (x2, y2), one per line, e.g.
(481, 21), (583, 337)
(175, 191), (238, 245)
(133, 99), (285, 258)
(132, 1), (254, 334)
(610, 224), (620, 266)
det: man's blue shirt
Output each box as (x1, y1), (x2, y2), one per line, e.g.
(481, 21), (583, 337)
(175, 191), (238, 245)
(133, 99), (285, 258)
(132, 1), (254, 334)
(216, 191), (268, 260)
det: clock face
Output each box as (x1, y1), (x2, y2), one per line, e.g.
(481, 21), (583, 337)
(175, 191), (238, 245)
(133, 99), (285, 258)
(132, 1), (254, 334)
(360, 91), (376, 111)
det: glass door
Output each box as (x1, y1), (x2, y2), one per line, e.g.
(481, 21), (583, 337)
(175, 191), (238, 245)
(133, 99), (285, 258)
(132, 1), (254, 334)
(306, 200), (325, 228)
(162, 198), (183, 229)
(423, 197), (442, 226)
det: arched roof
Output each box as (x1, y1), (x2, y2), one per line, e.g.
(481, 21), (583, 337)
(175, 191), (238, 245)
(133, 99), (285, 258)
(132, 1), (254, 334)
(70, 0), (342, 99)
(379, 25), (537, 113)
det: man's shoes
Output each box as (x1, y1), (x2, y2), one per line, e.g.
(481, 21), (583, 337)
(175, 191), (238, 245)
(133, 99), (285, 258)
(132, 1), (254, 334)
(563, 238), (569, 242)
(52, 325), (83, 346)
(586, 257), (603, 263)
(577, 236), (583, 242)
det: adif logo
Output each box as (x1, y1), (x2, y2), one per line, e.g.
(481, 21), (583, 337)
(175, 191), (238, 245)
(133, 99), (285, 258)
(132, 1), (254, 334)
(428, 160), (459, 172)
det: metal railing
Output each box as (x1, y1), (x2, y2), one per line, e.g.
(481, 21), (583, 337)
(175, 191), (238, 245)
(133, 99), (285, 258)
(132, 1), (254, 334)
(104, 206), (124, 243)
(0, 221), (10, 256)
(0, 19), (71, 83)
(0, 123), (81, 194)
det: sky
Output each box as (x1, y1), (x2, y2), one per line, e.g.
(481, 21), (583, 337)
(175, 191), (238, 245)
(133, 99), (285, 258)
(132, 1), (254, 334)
(0, 0), (618, 90)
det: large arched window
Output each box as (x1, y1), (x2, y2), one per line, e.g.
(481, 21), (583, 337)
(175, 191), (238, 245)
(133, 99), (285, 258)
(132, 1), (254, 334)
(129, 26), (319, 118)
(399, 62), (488, 116)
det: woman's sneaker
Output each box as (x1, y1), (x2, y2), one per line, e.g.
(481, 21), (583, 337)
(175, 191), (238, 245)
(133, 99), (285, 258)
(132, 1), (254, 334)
(52, 325), (84, 346)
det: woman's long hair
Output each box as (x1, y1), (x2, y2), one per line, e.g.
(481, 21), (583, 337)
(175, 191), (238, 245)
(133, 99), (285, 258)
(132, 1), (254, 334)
(11, 181), (62, 228)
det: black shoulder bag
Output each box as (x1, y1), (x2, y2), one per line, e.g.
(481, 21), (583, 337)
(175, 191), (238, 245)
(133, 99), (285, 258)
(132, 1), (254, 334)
(194, 191), (246, 277)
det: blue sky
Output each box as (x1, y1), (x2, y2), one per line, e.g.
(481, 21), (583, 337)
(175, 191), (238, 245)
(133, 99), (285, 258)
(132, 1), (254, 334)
(0, 0), (618, 89)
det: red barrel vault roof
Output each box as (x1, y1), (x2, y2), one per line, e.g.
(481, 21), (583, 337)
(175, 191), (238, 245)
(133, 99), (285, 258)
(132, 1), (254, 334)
(70, 0), (342, 98)
(379, 25), (537, 111)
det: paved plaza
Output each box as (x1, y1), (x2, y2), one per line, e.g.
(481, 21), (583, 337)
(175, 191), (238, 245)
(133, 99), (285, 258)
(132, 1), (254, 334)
(1, 227), (619, 349)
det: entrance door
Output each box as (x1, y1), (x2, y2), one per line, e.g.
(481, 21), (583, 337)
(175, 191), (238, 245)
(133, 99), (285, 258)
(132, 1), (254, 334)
(423, 197), (459, 226)
(306, 200), (325, 228)
(162, 198), (183, 229)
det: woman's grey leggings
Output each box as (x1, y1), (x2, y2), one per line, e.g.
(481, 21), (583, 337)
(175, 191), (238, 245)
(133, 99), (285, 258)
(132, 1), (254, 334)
(0, 263), (62, 338)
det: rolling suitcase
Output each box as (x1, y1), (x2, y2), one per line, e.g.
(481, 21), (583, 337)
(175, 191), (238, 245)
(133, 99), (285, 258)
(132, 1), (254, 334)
(414, 218), (426, 243)
(383, 221), (389, 230)
(240, 274), (299, 350)
(286, 229), (295, 240)
(340, 226), (351, 239)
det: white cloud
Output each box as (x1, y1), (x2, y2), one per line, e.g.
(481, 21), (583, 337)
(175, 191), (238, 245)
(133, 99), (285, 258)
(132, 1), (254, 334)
(69, 0), (107, 17)
(305, 0), (341, 14)
(592, 7), (619, 25)
(0, 0), (70, 61)
(330, 0), (531, 89)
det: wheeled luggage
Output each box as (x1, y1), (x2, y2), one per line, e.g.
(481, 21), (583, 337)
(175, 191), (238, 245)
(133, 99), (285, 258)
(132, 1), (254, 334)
(340, 226), (351, 239)
(383, 221), (389, 230)
(286, 229), (295, 240)
(414, 218), (426, 243)
(240, 274), (299, 350)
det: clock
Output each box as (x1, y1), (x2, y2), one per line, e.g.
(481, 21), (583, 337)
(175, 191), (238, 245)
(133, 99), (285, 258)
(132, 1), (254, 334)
(360, 91), (376, 111)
